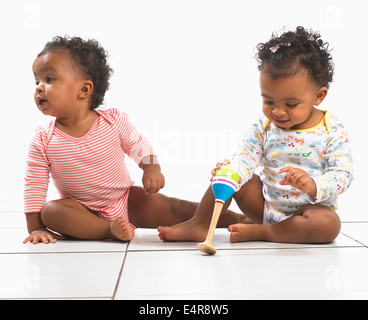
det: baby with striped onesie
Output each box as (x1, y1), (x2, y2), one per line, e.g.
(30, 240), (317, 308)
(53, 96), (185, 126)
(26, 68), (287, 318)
(23, 36), (211, 244)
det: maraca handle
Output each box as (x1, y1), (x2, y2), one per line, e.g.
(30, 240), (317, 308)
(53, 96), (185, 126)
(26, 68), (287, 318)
(204, 201), (224, 244)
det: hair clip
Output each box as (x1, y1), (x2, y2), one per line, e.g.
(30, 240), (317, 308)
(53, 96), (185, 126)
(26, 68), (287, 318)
(269, 42), (291, 53)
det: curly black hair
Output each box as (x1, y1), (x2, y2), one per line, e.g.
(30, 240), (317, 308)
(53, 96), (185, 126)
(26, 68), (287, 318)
(38, 36), (114, 109)
(256, 26), (334, 88)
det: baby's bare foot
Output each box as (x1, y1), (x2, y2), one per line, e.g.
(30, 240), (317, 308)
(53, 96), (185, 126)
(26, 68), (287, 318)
(157, 218), (208, 242)
(228, 223), (265, 242)
(109, 217), (135, 241)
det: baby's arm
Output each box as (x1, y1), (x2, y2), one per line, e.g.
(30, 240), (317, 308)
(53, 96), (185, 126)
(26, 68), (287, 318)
(115, 110), (155, 164)
(229, 118), (265, 186)
(310, 126), (353, 204)
(23, 128), (56, 244)
(112, 109), (164, 194)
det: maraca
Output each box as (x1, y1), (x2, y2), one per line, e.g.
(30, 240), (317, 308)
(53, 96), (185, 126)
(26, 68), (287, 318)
(196, 165), (240, 255)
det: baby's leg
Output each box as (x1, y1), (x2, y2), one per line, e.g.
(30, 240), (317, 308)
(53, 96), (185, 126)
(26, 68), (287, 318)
(229, 205), (341, 244)
(128, 186), (247, 229)
(128, 186), (246, 241)
(156, 186), (222, 242)
(41, 199), (134, 241)
(156, 175), (264, 242)
(128, 186), (199, 228)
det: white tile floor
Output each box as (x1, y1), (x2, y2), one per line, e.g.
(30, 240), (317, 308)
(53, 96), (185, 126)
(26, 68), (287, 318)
(1, 194), (368, 300)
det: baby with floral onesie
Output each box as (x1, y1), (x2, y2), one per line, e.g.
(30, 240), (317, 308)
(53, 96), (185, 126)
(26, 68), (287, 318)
(158, 26), (353, 244)
(231, 109), (352, 226)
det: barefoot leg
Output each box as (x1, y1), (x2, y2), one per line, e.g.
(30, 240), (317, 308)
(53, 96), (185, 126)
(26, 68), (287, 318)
(264, 206), (341, 243)
(156, 175), (265, 242)
(128, 186), (213, 242)
(41, 199), (133, 241)
(156, 186), (219, 242)
(232, 174), (265, 224)
(229, 205), (341, 244)
(128, 186), (245, 227)
(128, 186), (198, 228)
(155, 184), (247, 242)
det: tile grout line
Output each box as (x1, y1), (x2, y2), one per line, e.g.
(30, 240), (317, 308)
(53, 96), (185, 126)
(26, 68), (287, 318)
(111, 242), (130, 300)
(340, 232), (368, 248)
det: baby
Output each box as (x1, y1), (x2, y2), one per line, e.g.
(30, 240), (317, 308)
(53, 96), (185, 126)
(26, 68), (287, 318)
(23, 36), (247, 244)
(158, 26), (353, 244)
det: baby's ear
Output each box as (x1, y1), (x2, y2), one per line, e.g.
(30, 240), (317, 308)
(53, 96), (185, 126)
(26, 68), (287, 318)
(314, 87), (328, 106)
(79, 80), (94, 99)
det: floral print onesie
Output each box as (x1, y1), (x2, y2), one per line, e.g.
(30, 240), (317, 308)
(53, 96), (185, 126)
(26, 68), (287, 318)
(230, 110), (353, 224)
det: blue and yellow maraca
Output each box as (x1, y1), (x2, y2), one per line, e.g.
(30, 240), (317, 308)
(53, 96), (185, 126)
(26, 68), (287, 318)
(196, 165), (240, 255)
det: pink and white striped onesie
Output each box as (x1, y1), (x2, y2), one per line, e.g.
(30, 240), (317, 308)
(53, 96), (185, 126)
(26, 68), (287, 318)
(24, 108), (155, 225)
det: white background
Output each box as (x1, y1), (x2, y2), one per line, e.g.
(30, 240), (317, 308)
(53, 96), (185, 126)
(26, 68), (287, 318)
(0, 0), (365, 221)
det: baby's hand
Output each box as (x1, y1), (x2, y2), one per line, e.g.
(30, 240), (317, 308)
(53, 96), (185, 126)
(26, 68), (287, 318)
(142, 166), (165, 194)
(278, 166), (316, 197)
(140, 155), (165, 194)
(210, 159), (242, 184)
(23, 228), (65, 244)
(210, 159), (230, 181)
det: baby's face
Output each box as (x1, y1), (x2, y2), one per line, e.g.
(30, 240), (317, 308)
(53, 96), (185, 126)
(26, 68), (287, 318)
(259, 70), (328, 130)
(32, 50), (85, 117)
